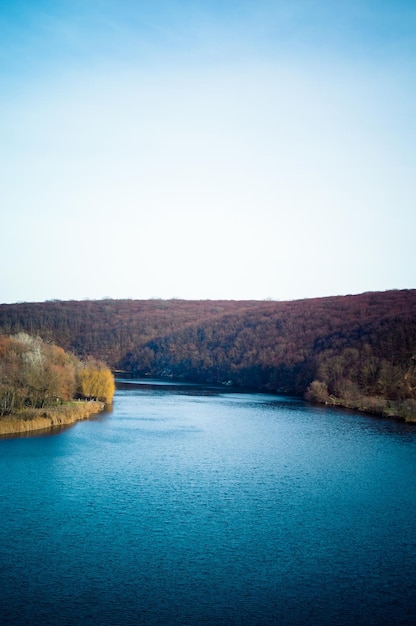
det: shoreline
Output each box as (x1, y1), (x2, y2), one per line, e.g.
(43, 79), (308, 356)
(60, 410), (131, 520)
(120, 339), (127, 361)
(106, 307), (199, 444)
(0, 401), (106, 437)
(313, 396), (416, 424)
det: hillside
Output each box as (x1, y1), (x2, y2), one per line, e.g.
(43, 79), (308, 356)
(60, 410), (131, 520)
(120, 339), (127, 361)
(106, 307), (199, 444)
(1, 290), (416, 420)
(0, 299), (259, 365)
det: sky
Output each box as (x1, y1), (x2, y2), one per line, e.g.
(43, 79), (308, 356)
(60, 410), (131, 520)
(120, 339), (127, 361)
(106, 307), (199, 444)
(1, 0), (415, 303)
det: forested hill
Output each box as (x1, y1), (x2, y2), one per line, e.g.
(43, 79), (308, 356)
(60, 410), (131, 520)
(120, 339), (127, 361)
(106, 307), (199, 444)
(1, 290), (416, 419)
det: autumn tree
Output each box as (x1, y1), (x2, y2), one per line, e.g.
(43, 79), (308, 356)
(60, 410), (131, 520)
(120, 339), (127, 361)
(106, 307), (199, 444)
(0, 336), (28, 414)
(76, 360), (115, 403)
(0, 333), (113, 415)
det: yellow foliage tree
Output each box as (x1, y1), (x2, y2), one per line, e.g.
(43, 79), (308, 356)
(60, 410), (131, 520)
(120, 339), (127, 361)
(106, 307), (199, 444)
(77, 361), (115, 404)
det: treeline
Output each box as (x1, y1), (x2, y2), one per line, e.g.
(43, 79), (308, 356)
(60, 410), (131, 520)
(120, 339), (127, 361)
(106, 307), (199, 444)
(0, 299), (257, 365)
(1, 290), (416, 420)
(0, 333), (115, 417)
(303, 315), (416, 420)
(118, 293), (416, 419)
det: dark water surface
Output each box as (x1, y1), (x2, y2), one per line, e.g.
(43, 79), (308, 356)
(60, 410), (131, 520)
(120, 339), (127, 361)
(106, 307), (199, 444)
(1, 382), (416, 625)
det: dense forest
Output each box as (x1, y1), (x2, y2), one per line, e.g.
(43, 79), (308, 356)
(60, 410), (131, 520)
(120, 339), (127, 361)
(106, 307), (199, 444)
(1, 290), (416, 421)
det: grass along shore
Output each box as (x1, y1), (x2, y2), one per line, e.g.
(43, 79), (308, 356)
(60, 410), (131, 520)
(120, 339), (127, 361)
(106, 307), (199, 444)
(0, 401), (106, 436)
(318, 395), (416, 423)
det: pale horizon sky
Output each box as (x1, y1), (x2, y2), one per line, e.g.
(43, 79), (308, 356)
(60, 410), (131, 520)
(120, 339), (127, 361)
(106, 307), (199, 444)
(1, 0), (415, 304)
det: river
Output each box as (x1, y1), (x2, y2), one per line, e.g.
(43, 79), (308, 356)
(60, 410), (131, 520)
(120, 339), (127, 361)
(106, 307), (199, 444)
(1, 380), (415, 625)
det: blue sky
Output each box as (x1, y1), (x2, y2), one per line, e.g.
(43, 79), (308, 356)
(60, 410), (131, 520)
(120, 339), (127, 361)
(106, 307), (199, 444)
(1, 0), (415, 302)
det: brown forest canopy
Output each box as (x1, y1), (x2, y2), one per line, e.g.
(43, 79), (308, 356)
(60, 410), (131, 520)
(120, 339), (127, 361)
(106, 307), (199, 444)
(0, 290), (416, 413)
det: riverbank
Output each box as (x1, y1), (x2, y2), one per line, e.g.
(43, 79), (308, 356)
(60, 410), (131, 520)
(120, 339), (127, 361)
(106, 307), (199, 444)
(318, 395), (416, 423)
(0, 401), (106, 437)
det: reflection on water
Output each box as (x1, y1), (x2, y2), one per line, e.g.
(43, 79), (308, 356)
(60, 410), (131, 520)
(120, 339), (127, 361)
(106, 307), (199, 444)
(116, 377), (238, 396)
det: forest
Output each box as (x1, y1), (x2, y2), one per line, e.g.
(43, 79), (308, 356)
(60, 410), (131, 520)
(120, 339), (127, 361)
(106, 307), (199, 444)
(0, 333), (115, 417)
(1, 290), (415, 421)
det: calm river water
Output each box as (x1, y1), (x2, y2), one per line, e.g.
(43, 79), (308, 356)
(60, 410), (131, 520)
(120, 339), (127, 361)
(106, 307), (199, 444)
(1, 380), (416, 625)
